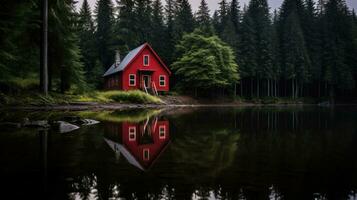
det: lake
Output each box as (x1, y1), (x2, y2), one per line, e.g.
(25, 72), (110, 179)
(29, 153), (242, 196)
(0, 106), (357, 200)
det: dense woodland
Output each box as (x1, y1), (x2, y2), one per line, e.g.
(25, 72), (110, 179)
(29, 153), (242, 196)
(0, 0), (356, 101)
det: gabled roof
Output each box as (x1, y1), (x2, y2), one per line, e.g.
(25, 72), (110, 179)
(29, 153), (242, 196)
(103, 43), (171, 77)
(103, 44), (146, 77)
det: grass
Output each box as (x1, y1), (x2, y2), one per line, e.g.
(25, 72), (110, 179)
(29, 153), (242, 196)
(0, 90), (163, 106)
(75, 90), (163, 104)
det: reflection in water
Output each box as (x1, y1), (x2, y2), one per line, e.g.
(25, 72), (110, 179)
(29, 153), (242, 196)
(104, 115), (170, 171)
(0, 107), (357, 199)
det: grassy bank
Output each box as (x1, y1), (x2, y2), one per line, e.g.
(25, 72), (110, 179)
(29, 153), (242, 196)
(0, 90), (163, 106)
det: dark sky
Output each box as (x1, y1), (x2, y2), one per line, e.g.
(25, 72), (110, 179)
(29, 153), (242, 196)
(77, 0), (357, 13)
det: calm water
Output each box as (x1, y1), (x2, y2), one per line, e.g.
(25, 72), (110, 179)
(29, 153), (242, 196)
(0, 106), (357, 200)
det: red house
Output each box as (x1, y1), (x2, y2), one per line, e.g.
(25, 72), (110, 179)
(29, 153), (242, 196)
(104, 118), (170, 171)
(103, 43), (171, 93)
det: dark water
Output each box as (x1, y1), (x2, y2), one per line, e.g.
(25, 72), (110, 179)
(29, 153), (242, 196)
(0, 106), (357, 200)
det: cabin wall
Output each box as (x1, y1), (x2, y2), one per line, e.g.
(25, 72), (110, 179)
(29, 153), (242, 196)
(105, 72), (123, 90)
(122, 47), (170, 91)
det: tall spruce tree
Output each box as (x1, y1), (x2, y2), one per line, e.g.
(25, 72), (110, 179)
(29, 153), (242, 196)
(239, 9), (257, 97)
(175, 0), (195, 37)
(196, 0), (211, 31)
(230, 0), (240, 33)
(151, 0), (166, 56)
(321, 0), (355, 101)
(245, 0), (274, 97)
(78, 0), (98, 87)
(115, 0), (137, 50)
(134, 0), (153, 44)
(216, 0), (229, 35)
(279, 0), (311, 98)
(163, 0), (178, 64)
(49, 0), (86, 92)
(95, 0), (115, 70)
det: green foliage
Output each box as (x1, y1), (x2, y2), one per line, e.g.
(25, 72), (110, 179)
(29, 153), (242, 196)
(76, 90), (163, 104)
(172, 29), (239, 92)
(95, 0), (115, 69)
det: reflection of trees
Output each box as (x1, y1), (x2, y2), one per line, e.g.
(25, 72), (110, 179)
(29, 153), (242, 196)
(171, 130), (240, 179)
(69, 174), (98, 200)
(78, 109), (163, 123)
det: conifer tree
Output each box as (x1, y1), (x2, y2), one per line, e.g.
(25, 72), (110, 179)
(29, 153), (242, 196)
(95, 0), (115, 70)
(78, 0), (97, 86)
(321, 0), (355, 101)
(279, 0), (311, 98)
(151, 0), (166, 56)
(196, 0), (211, 29)
(134, 0), (153, 44)
(175, 0), (195, 37)
(163, 0), (178, 64)
(115, 0), (136, 50)
(230, 0), (240, 33)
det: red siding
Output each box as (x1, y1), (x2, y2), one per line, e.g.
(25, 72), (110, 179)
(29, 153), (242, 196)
(122, 47), (170, 91)
(105, 72), (123, 90)
(104, 119), (170, 169)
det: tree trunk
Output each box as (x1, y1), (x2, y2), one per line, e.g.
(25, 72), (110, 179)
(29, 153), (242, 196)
(251, 78), (253, 98)
(257, 78), (259, 98)
(40, 0), (48, 95)
(329, 85), (335, 105)
(292, 79), (295, 99)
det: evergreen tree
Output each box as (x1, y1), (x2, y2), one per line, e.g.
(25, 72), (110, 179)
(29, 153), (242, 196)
(304, 0), (322, 96)
(49, 0), (86, 92)
(151, 0), (166, 56)
(196, 0), (211, 29)
(163, 0), (178, 64)
(239, 7), (257, 97)
(230, 0), (240, 33)
(78, 0), (98, 87)
(95, 0), (115, 70)
(212, 11), (220, 32)
(279, 0), (311, 98)
(134, 0), (153, 44)
(321, 0), (355, 101)
(216, 0), (229, 34)
(175, 0), (195, 37)
(115, 0), (137, 50)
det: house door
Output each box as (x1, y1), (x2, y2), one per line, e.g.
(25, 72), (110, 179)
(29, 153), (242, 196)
(142, 75), (151, 89)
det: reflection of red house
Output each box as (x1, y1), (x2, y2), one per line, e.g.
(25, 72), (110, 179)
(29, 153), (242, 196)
(104, 118), (170, 170)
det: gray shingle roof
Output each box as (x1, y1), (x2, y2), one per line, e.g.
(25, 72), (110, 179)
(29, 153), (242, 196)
(103, 43), (146, 77)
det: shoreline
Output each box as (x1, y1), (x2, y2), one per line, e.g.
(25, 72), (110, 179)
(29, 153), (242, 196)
(1, 102), (356, 111)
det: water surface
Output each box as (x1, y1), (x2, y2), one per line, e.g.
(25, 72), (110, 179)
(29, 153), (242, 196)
(0, 106), (357, 200)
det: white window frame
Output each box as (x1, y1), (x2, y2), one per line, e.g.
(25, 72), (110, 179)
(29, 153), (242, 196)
(143, 148), (150, 160)
(143, 55), (149, 66)
(128, 126), (136, 141)
(159, 75), (166, 87)
(159, 125), (166, 139)
(129, 74), (136, 86)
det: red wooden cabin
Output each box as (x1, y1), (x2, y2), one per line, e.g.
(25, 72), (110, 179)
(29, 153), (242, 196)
(103, 43), (171, 93)
(104, 118), (170, 170)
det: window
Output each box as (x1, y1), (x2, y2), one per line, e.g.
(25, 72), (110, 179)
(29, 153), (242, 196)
(159, 125), (166, 139)
(129, 74), (136, 86)
(143, 55), (149, 66)
(143, 149), (150, 160)
(129, 127), (136, 141)
(159, 75), (166, 87)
